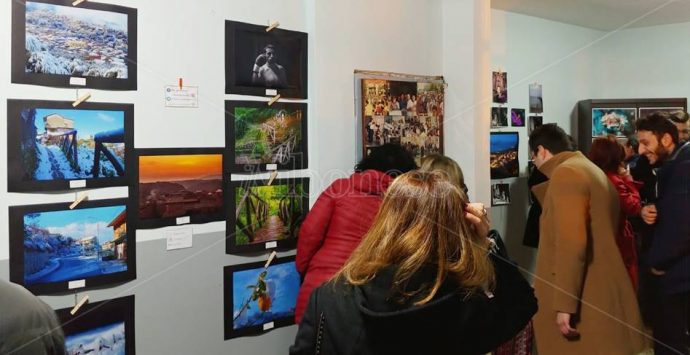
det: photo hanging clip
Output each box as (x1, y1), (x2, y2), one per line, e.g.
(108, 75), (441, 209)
(73, 91), (91, 107)
(268, 94), (281, 106)
(69, 192), (89, 210)
(267, 171), (278, 186)
(70, 294), (89, 315)
(266, 21), (280, 32)
(264, 250), (278, 268)
(179, 78), (184, 90)
(72, 0), (87, 6)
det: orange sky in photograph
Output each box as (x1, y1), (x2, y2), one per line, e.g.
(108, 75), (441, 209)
(139, 154), (222, 183)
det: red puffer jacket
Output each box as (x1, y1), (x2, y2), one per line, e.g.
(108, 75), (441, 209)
(294, 170), (392, 323)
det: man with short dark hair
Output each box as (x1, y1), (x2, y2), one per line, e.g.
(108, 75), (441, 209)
(669, 110), (689, 144)
(636, 112), (690, 355)
(251, 44), (288, 88)
(528, 124), (646, 354)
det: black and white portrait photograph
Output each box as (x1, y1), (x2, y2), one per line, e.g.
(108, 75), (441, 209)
(491, 107), (508, 128)
(225, 20), (307, 98)
(491, 183), (511, 206)
(528, 115), (543, 134)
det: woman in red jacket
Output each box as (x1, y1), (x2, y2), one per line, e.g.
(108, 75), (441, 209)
(294, 144), (417, 323)
(589, 136), (642, 290)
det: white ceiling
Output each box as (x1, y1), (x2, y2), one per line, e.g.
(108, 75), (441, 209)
(491, 0), (690, 31)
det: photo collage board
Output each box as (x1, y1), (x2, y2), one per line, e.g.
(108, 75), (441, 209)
(7, 5), (310, 344)
(489, 71), (546, 206)
(358, 75), (445, 166)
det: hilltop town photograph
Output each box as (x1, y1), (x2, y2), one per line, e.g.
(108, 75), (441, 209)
(137, 153), (223, 221)
(21, 205), (128, 286)
(490, 132), (519, 179)
(18, 106), (126, 182)
(24, 1), (129, 78)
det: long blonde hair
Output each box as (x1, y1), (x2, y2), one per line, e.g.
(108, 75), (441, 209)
(336, 171), (494, 305)
(420, 154), (467, 193)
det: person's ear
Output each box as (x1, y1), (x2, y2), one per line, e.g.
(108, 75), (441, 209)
(661, 133), (674, 148)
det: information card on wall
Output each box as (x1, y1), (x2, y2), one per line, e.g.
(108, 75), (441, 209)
(164, 85), (199, 108)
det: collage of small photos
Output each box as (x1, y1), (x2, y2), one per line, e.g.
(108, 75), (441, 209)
(6, 0), (308, 350)
(359, 77), (445, 165)
(490, 71), (544, 207)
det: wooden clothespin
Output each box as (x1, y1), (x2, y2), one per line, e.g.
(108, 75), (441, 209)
(267, 171), (278, 186)
(178, 78), (183, 90)
(264, 250), (277, 268)
(72, 92), (91, 107)
(268, 94), (281, 106)
(72, 0), (87, 6)
(266, 21), (280, 32)
(69, 192), (88, 209)
(70, 294), (89, 315)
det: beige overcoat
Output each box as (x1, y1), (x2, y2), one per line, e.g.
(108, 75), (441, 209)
(532, 151), (648, 355)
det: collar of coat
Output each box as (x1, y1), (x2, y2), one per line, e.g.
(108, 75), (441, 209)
(531, 151), (583, 205)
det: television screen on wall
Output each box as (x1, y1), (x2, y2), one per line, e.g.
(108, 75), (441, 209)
(11, 0), (137, 90)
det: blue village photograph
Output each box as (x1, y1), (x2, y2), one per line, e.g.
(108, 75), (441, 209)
(232, 261), (300, 330)
(23, 205), (128, 285)
(19, 107), (126, 181)
(490, 133), (519, 179)
(25, 1), (129, 78)
(65, 321), (126, 355)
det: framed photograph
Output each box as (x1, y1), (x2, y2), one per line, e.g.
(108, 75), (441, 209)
(591, 108), (636, 137)
(226, 100), (308, 174)
(490, 132), (519, 179)
(12, 0), (137, 90)
(491, 107), (508, 128)
(511, 108), (525, 127)
(491, 183), (511, 206)
(131, 148), (225, 230)
(224, 256), (300, 339)
(492, 71), (507, 104)
(227, 178), (309, 253)
(7, 99), (133, 192)
(56, 295), (135, 355)
(529, 83), (543, 113)
(638, 107), (684, 119)
(360, 78), (444, 165)
(528, 115), (543, 134)
(225, 20), (307, 98)
(9, 198), (135, 295)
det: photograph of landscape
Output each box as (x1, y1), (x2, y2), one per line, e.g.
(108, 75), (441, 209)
(231, 103), (305, 170)
(138, 153), (223, 221)
(490, 132), (519, 179)
(20, 205), (128, 286)
(232, 182), (305, 246)
(18, 107), (126, 182)
(65, 321), (126, 355)
(24, 1), (129, 79)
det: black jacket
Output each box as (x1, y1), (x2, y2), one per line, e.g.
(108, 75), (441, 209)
(289, 254), (537, 355)
(647, 142), (690, 295)
(523, 166), (548, 248)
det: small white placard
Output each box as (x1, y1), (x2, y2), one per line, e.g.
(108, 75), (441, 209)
(70, 77), (87, 86)
(70, 180), (87, 189)
(176, 216), (191, 225)
(265, 89), (278, 96)
(265, 241), (277, 249)
(262, 322), (275, 331)
(165, 85), (199, 108)
(266, 164), (278, 171)
(68, 279), (86, 289)
(166, 227), (193, 251)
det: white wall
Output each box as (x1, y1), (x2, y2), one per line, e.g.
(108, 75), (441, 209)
(594, 21), (690, 99)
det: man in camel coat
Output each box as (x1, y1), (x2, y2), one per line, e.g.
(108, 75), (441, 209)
(528, 124), (648, 355)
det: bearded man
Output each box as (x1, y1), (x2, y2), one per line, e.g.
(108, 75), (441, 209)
(637, 112), (690, 355)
